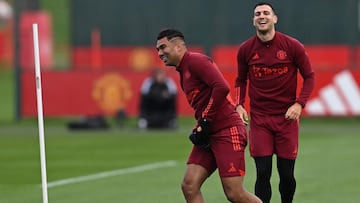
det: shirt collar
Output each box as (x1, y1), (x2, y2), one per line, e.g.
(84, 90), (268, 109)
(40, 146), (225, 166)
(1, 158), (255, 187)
(176, 51), (189, 71)
(257, 32), (277, 47)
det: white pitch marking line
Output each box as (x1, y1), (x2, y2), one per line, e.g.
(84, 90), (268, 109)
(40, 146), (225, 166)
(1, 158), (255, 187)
(47, 160), (177, 188)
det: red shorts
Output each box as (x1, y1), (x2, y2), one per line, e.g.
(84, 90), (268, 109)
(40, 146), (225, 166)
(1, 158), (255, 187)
(187, 125), (248, 177)
(249, 113), (299, 159)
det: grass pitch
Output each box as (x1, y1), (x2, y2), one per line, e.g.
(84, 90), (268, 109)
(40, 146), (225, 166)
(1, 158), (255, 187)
(0, 117), (359, 203)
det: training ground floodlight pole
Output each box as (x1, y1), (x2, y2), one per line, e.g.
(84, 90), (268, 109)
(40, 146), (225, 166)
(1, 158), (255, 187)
(33, 23), (49, 203)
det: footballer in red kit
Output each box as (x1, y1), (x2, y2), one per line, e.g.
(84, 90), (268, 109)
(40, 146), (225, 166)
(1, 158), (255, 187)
(235, 2), (315, 203)
(157, 29), (262, 203)
(236, 31), (314, 116)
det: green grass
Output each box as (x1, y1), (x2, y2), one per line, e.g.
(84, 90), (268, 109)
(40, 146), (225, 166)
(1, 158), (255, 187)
(0, 117), (359, 203)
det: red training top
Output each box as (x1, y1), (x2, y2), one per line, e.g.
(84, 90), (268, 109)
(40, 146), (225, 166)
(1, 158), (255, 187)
(177, 51), (243, 133)
(235, 32), (315, 115)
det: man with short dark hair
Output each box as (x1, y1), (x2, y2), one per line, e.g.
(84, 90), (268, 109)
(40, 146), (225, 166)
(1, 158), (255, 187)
(156, 28), (262, 203)
(235, 2), (315, 203)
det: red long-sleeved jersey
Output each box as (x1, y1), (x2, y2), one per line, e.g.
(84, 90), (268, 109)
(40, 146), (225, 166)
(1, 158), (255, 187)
(177, 51), (243, 132)
(235, 32), (315, 115)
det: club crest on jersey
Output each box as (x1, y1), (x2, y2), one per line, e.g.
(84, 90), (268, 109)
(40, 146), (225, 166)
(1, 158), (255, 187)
(276, 50), (287, 60)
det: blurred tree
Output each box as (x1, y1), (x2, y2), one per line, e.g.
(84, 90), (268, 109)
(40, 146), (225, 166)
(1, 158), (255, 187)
(13, 0), (40, 120)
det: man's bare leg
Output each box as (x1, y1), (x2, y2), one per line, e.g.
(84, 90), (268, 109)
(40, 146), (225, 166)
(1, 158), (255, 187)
(181, 164), (209, 203)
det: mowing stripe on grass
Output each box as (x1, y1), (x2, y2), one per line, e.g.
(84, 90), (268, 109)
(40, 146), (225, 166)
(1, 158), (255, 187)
(47, 160), (177, 188)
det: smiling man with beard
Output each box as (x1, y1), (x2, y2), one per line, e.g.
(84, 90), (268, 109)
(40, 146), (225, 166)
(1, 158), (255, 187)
(235, 2), (315, 203)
